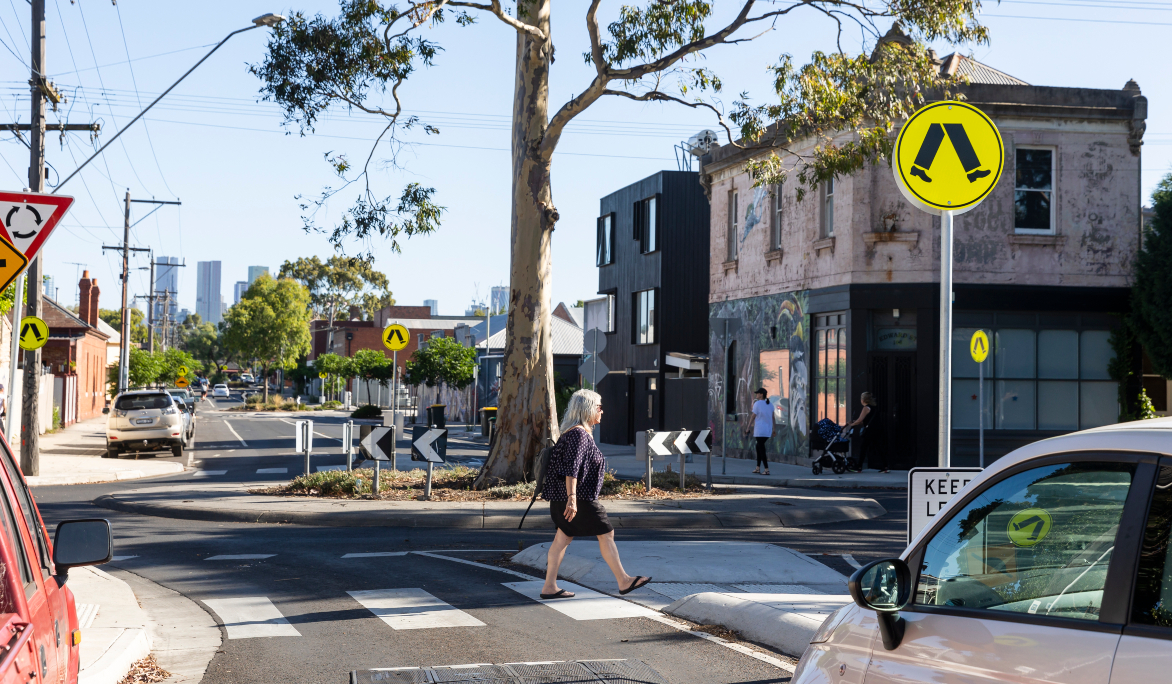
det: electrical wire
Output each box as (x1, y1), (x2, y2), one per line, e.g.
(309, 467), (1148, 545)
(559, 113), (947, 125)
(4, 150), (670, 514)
(115, 2), (176, 198)
(983, 12), (1172, 25)
(4, 0), (28, 51)
(47, 41), (216, 79)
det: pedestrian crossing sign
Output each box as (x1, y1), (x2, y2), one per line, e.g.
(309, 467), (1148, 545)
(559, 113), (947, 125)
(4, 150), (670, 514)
(970, 330), (990, 363)
(894, 101), (1003, 215)
(382, 323), (409, 352)
(18, 315), (48, 351)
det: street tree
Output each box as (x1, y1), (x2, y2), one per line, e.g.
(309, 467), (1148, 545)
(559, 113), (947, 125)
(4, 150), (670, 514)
(351, 348), (392, 404)
(1132, 173), (1172, 377)
(222, 276), (313, 402)
(253, 1), (985, 485)
(404, 336), (477, 409)
(155, 348), (203, 387)
(180, 318), (229, 380)
(278, 255), (394, 353)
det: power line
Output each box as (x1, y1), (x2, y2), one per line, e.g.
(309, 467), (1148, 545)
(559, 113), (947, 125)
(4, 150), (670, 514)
(47, 41), (216, 79)
(115, 1), (177, 198)
(983, 12), (1172, 25)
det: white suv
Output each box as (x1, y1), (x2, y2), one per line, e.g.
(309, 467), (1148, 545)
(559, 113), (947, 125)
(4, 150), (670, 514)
(103, 390), (187, 458)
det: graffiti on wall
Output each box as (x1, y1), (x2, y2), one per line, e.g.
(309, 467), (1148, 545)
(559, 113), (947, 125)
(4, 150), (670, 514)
(741, 185), (771, 244)
(709, 290), (810, 464)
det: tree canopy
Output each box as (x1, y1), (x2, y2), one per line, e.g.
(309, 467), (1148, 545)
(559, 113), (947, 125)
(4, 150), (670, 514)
(278, 255), (394, 322)
(1131, 172), (1172, 378)
(404, 336), (476, 390)
(222, 275), (313, 401)
(100, 307), (149, 345)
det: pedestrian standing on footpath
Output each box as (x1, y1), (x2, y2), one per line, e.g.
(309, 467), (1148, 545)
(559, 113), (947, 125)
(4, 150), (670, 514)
(846, 391), (886, 473)
(749, 388), (772, 475)
(540, 389), (652, 600)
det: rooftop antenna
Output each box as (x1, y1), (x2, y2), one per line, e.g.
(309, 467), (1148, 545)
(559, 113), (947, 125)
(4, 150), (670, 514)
(65, 262), (87, 308)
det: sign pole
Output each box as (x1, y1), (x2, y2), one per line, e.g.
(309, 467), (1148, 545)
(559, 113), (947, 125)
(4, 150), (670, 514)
(978, 356), (984, 468)
(938, 210), (954, 468)
(5, 274), (24, 438)
(722, 320), (729, 476)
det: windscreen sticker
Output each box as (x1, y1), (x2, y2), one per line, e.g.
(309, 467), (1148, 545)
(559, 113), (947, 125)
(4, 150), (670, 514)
(1007, 508), (1052, 547)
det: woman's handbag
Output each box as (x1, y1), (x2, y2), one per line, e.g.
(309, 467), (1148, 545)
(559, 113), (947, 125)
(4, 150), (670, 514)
(518, 437), (557, 530)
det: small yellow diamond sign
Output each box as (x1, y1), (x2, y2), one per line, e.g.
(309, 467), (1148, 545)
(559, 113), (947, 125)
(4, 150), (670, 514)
(894, 101), (1004, 215)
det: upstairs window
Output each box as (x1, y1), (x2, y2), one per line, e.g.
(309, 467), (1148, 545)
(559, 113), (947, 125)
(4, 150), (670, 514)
(634, 196), (659, 253)
(1015, 147), (1054, 233)
(820, 178), (835, 238)
(634, 289), (656, 345)
(596, 213), (614, 266)
(727, 190), (739, 261)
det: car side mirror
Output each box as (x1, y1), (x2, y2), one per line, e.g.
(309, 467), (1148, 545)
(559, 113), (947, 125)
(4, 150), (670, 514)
(102, 407), (109, 414)
(849, 558), (911, 650)
(52, 519), (113, 585)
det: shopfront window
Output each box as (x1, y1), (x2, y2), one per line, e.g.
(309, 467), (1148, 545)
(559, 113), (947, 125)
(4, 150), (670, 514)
(814, 313), (847, 426)
(952, 315), (1118, 431)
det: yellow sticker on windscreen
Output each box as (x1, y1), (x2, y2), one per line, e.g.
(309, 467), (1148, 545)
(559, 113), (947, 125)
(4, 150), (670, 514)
(1007, 508), (1052, 547)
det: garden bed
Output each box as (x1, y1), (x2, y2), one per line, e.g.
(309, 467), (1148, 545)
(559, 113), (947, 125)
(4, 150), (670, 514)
(250, 466), (732, 502)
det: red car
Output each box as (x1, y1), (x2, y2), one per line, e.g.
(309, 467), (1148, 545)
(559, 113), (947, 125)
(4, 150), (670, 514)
(0, 436), (112, 682)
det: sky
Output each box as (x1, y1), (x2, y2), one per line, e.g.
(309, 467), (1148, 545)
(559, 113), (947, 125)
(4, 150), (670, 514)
(0, 1), (1168, 319)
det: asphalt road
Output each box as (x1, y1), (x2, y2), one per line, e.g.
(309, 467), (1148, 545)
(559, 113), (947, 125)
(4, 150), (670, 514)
(31, 399), (909, 684)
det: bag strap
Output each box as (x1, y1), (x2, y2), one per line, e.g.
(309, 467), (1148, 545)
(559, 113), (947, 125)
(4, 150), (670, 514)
(518, 437), (557, 530)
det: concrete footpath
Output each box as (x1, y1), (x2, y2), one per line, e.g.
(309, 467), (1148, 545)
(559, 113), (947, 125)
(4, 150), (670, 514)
(70, 564), (221, 684)
(94, 480), (885, 529)
(28, 416), (185, 487)
(511, 541), (854, 657)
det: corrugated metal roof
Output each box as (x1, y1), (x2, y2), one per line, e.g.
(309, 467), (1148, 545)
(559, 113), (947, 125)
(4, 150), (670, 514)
(382, 318), (476, 329)
(96, 318), (119, 343)
(479, 315), (584, 355)
(939, 53), (1029, 86)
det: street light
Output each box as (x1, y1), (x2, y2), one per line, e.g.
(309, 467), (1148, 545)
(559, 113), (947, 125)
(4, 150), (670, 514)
(54, 14), (286, 193)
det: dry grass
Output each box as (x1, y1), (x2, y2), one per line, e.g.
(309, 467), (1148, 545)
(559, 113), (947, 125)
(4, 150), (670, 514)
(250, 466), (732, 501)
(118, 655), (170, 684)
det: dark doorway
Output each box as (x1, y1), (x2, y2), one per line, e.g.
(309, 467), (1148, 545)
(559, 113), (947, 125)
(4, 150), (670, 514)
(870, 353), (918, 470)
(626, 375), (636, 445)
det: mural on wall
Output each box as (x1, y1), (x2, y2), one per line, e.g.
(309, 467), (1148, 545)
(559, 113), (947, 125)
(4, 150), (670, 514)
(709, 291), (810, 465)
(741, 185), (771, 243)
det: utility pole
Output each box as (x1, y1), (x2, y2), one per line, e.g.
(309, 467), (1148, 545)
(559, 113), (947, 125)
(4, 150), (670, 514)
(147, 259), (184, 352)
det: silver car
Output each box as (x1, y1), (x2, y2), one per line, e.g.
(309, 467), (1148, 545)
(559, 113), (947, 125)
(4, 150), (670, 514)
(103, 390), (187, 458)
(794, 417), (1172, 684)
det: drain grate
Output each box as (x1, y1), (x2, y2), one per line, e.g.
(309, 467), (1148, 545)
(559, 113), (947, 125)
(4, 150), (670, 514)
(351, 660), (670, 684)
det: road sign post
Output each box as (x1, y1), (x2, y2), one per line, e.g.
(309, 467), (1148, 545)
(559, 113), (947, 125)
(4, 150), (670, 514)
(411, 426), (446, 500)
(383, 323), (409, 428)
(970, 330), (990, 468)
(294, 419), (314, 475)
(343, 420), (354, 470)
(894, 101), (1003, 468)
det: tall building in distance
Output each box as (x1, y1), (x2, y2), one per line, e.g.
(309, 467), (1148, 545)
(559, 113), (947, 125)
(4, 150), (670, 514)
(247, 265), (269, 285)
(42, 275), (55, 301)
(234, 281), (248, 305)
(154, 256), (180, 325)
(196, 261), (223, 325)
(424, 299), (439, 315)
(490, 286), (509, 314)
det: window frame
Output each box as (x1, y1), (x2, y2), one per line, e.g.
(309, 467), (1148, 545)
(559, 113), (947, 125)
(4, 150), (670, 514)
(769, 183), (783, 251)
(820, 178), (835, 239)
(632, 288), (657, 345)
(904, 450), (1158, 633)
(1013, 145), (1057, 235)
(596, 213), (615, 266)
(727, 189), (739, 262)
(635, 196), (660, 254)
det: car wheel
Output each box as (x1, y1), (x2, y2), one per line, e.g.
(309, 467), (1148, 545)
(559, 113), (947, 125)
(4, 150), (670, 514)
(104, 447), (119, 459)
(172, 443), (183, 459)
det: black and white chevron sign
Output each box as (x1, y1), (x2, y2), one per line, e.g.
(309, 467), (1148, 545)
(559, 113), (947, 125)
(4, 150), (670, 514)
(646, 429), (712, 455)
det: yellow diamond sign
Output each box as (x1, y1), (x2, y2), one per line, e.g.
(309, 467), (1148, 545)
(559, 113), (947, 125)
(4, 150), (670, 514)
(894, 101), (1004, 215)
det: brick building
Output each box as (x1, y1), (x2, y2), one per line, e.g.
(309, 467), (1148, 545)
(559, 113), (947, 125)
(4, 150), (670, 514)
(43, 272), (109, 424)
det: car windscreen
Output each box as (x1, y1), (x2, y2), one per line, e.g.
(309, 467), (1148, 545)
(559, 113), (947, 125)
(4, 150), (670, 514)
(115, 394), (172, 410)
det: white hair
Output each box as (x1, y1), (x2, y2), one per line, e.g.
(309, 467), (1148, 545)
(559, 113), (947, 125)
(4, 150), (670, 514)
(559, 388), (601, 434)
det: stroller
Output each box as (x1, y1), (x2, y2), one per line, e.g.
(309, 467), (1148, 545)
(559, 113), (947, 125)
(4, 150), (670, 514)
(810, 418), (854, 475)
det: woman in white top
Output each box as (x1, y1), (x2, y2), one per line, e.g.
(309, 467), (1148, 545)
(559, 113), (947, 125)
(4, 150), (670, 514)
(749, 388), (773, 475)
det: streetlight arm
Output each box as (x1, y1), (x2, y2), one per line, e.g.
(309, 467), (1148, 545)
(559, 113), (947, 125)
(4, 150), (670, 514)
(54, 23), (264, 194)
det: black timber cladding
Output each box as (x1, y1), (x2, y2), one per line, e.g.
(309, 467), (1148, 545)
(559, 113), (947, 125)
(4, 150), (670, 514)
(596, 170), (710, 444)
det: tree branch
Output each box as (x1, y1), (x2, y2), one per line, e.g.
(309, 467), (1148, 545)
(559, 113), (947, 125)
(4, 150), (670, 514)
(450, 0), (547, 40)
(586, 0), (605, 78)
(601, 88), (736, 146)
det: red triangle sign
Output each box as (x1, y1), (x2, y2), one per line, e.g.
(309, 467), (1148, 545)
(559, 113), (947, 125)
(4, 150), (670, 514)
(0, 191), (74, 261)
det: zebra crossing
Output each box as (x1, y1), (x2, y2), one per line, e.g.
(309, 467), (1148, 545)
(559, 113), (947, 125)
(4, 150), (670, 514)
(200, 580), (652, 639)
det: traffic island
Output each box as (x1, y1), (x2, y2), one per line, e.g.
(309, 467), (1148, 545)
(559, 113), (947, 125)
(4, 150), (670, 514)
(93, 480), (885, 529)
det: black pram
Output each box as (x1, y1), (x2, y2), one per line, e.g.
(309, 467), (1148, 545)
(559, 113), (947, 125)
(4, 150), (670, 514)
(810, 418), (853, 475)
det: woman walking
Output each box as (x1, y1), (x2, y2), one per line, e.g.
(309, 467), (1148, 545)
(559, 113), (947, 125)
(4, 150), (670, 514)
(847, 392), (886, 473)
(750, 388), (773, 475)
(541, 389), (652, 600)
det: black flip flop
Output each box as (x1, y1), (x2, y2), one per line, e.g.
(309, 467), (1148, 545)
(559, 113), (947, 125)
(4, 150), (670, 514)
(540, 589), (575, 600)
(620, 576), (652, 595)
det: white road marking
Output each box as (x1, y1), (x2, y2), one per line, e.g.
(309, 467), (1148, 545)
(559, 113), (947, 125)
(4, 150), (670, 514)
(503, 581), (656, 621)
(342, 552), (409, 558)
(842, 554), (863, 570)
(203, 597), (301, 639)
(205, 554), (275, 561)
(347, 588), (485, 630)
(223, 420), (249, 447)
(256, 468), (287, 474)
(111, 555), (139, 562)
(316, 465), (347, 472)
(193, 470), (228, 478)
(411, 551), (535, 580)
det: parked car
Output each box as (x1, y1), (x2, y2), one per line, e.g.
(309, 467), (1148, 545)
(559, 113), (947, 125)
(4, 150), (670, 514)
(212, 384), (229, 398)
(792, 416), (1172, 684)
(102, 390), (188, 458)
(166, 388), (196, 414)
(0, 430), (113, 682)
(240, 373), (255, 385)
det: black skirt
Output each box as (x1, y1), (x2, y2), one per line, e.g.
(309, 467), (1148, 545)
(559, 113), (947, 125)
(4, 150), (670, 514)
(550, 499), (614, 538)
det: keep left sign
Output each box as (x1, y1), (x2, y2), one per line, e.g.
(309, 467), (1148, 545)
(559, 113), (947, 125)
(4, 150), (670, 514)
(908, 467), (982, 543)
(0, 191), (74, 260)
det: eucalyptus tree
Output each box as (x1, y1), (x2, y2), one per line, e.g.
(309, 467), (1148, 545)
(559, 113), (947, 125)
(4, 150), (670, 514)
(252, 0), (986, 486)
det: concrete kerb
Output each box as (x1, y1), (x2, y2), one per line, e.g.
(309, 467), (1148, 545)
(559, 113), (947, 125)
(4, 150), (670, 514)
(666, 592), (850, 657)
